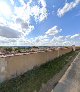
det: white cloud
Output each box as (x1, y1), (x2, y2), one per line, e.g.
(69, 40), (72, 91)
(31, 5), (40, 22)
(39, 0), (46, 7)
(49, 36), (64, 46)
(0, 37), (18, 46)
(0, 17), (7, 25)
(14, 6), (30, 22)
(0, 0), (80, 46)
(45, 33), (80, 46)
(46, 26), (62, 36)
(10, 0), (14, 5)
(15, 38), (33, 46)
(62, 41), (72, 46)
(0, 0), (48, 41)
(7, 0), (48, 38)
(70, 34), (80, 38)
(57, 0), (80, 17)
(65, 35), (71, 38)
(31, 35), (49, 46)
(30, 0), (48, 22)
(0, 33), (80, 46)
(14, 0), (48, 23)
(19, 0), (25, 6)
(52, 36), (64, 41)
(0, 2), (12, 17)
(39, 7), (47, 22)
(22, 25), (34, 36)
(0, 37), (33, 46)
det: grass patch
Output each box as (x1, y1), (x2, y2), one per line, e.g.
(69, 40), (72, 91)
(0, 50), (79, 92)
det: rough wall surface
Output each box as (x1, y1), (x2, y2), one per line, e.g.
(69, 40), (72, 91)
(6, 48), (72, 79)
(0, 48), (72, 81)
(6, 50), (58, 79)
(0, 58), (7, 82)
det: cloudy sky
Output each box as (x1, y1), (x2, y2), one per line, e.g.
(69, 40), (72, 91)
(0, 0), (80, 46)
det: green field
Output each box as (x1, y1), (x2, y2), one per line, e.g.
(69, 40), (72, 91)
(0, 50), (79, 92)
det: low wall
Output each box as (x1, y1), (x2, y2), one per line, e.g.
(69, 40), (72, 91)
(0, 47), (73, 82)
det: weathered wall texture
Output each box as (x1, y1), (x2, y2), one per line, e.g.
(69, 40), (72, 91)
(6, 50), (58, 79)
(0, 58), (7, 82)
(0, 47), (73, 82)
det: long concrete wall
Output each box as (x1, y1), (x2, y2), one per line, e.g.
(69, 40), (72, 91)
(0, 47), (73, 82)
(0, 58), (7, 82)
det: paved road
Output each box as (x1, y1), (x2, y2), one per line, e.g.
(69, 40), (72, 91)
(52, 52), (80, 92)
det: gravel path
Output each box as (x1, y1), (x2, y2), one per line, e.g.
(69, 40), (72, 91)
(52, 52), (80, 92)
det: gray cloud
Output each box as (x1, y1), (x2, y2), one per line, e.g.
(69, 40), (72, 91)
(0, 26), (21, 38)
(45, 26), (62, 36)
(16, 18), (29, 29)
(16, 18), (23, 24)
(57, 0), (80, 17)
(21, 22), (28, 29)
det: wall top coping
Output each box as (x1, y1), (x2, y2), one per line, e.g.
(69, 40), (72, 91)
(0, 47), (72, 58)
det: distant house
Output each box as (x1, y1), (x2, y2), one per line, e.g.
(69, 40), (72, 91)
(31, 46), (39, 52)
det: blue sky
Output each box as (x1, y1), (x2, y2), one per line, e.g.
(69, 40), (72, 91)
(0, 0), (80, 46)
